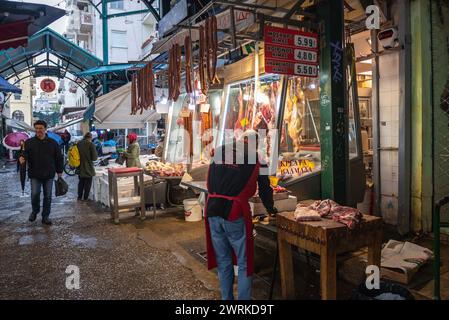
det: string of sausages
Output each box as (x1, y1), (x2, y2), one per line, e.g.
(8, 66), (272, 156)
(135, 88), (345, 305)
(131, 63), (155, 115)
(198, 24), (208, 95)
(206, 16), (219, 85)
(168, 44), (182, 101)
(184, 35), (193, 94)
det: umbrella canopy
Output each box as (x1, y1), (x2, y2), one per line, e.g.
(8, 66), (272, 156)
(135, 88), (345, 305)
(0, 1), (66, 50)
(46, 131), (63, 145)
(0, 75), (22, 93)
(2, 131), (29, 150)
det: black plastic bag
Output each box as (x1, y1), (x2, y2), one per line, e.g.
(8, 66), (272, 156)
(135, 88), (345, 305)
(55, 177), (69, 197)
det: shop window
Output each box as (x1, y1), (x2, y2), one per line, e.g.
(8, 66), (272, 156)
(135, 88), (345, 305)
(109, 1), (124, 10)
(221, 74), (281, 156)
(277, 76), (321, 181)
(165, 94), (190, 163)
(12, 110), (25, 122)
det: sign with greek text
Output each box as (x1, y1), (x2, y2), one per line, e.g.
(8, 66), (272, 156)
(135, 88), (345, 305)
(264, 25), (319, 77)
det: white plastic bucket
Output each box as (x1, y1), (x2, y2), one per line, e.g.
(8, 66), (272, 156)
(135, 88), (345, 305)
(183, 198), (202, 222)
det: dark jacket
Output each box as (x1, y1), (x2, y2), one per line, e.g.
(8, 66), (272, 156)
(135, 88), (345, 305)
(77, 139), (98, 178)
(206, 142), (274, 219)
(24, 135), (63, 180)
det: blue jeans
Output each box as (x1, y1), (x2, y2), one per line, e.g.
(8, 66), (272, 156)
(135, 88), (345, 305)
(208, 216), (252, 300)
(31, 178), (53, 219)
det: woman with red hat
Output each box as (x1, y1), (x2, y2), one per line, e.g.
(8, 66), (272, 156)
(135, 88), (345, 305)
(123, 133), (142, 168)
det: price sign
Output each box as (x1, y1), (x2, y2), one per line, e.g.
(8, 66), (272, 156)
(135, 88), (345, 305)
(294, 63), (318, 77)
(264, 25), (319, 77)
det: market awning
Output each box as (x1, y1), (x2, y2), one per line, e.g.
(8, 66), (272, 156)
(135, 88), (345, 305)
(74, 63), (147, 77)
(0, 1), (66, 51)
(0, 28), (102, 87)
(93, 83), (160, 129)
(48, 117), (85, 132)
(0, 75), (21, 93)
(5, 117), (34, 132)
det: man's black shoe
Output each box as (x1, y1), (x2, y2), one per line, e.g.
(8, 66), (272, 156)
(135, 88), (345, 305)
(42, 218), (52, 225)
(28, 212), (37, 222)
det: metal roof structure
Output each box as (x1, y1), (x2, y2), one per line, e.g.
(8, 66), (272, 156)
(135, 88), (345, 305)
(0, 28), (103, 90)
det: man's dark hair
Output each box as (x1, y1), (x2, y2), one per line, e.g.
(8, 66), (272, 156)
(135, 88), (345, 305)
(34, 120), (47, 128)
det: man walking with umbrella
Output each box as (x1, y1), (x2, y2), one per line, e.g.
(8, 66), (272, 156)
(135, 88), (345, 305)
(19, 120), (63, 225)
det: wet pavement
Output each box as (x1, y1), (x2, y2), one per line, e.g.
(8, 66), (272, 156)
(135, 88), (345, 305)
(0, 164), (220, 300)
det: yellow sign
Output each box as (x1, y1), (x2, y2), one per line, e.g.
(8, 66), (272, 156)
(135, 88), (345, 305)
(269, 176), (279, 187)
(278, 159), (315, 176)
(240, 118), (249, 128)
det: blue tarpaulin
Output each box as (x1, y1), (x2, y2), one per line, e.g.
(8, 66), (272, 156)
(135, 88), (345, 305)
(0, 76), (21, 93)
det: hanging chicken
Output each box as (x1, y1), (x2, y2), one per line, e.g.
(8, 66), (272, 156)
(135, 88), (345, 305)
(285, 78), (304, 152)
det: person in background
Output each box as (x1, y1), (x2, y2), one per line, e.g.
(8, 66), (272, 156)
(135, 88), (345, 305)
(63, 129), (71, 154)
(91, 131), (103, 156)
(204, 130), (277, 300)
(16, 139), (25, 173)
(19, 120), (63, 225)
(77, 132), (98, 201)
(123, 133), (142, 168)
(154, 134), (164, 158)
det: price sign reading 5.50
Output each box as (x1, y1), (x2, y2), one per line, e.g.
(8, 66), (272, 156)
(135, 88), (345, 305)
(294, 49), (318, 63)
(294, 35), (318, 50)
(295, 63), (318, 77)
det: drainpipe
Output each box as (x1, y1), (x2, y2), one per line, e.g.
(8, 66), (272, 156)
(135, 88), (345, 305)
(102, 0), (109, 94)
(371, 28), (381, 217)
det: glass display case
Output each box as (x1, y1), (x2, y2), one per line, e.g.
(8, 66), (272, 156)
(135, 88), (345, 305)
(275, 76), (321, 182)
(164, 90), (222, 166)
(220, 74), (281, 161)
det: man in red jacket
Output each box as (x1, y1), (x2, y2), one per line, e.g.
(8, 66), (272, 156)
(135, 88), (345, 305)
(205, 130), (276, 300)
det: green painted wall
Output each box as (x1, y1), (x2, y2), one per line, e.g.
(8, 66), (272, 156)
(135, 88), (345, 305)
(411, 0), (449, 233)
(411, 0), (432, 232)
(431, 1), (449, 228)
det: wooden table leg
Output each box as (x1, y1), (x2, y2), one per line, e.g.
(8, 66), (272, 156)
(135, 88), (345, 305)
(367, 230), (382, 268)
(152, 175), (157, 219)
(140, 172), (146, 221)
(320, 244), (337, 300)
(277, 232), (295, 299)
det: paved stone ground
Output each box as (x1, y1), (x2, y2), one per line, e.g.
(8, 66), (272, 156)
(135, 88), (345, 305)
(0, 163), (220, 300)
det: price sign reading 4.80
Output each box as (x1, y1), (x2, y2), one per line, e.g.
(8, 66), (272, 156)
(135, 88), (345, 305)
(294, 49), (318, 63)
(264, 25), (319, 77)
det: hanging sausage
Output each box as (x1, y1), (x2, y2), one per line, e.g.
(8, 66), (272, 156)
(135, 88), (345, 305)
(147, 62), (155, 110)
(131, 73), (137, 115)
(206, 16), (219, 85)
(173, 43), (182, 102)
(199, 25), (208, 95)
(184, 36), (193, 94)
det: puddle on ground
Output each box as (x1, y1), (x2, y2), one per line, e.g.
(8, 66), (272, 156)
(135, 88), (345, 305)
(18, 234), (48, 245)
(71, 235), (97, 248)
(0, 210), (22, 219)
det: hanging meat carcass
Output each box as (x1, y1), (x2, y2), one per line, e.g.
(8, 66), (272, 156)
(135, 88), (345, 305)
(286, 78), (304, 152)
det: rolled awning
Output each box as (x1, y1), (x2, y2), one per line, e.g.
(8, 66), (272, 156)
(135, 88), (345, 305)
(93, 83), (160, 129)
(75, 63), (147, 77)
(0, 75), (22, 94)
(48, 117), (85, 132)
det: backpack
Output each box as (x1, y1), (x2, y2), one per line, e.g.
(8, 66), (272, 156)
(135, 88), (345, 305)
(68, 144), (80, 168)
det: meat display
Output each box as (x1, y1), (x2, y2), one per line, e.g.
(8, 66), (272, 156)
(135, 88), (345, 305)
(285, 78), (304, 152)
(145, 161), (185, 177)
(130, 63), (155, 115)
(294, 199), (363, 229)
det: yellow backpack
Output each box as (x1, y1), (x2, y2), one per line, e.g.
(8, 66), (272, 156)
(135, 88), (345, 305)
(68, 144), (80, 167)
